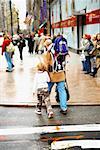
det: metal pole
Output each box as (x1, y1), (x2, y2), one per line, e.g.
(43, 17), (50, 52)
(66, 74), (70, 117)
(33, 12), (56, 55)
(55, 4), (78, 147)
(48, 0), (51, 35)
(1, 2), (6, 32)
(16, 11), (20, 34)
(59, 0), (63, 34)
(9, 0), (13, 36)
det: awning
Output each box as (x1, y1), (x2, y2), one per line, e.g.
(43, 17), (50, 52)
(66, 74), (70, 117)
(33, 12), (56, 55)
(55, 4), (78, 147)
(73, 8), (86, 16)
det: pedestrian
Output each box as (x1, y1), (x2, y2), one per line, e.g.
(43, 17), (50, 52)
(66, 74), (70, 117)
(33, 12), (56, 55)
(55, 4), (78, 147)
(33, 33), (39, 54)
(84, 34), (94, 74)
(1, 34), (14, 72)
(27, 33), (34, 55)
(80, 34), (88, 71)
(89, 33), (100, 77)
(17, 34), (26, 63)
(89, 34), (97, 74)
(33, 62), (54, 119)
(43, 35), (69, 115)
(38, 33), (46, 54)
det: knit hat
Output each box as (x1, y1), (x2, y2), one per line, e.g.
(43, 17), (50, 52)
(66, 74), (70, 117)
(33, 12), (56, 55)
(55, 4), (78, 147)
(85, 34), (91, 40)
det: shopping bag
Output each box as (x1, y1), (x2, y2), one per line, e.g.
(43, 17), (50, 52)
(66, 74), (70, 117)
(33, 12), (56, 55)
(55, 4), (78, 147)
(6, 42), (15, 53)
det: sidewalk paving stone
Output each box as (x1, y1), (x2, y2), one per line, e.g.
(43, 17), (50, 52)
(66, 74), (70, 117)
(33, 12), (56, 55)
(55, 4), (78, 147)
(0, 46), (100, 106)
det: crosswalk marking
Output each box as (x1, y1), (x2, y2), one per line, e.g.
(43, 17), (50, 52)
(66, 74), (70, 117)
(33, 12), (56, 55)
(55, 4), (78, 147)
(0, 124), (100, 136)
(51, 140), (100, 149)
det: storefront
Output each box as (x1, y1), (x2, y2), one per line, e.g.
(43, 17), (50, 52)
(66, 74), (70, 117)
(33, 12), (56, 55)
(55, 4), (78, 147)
(50, 0), (100, 49)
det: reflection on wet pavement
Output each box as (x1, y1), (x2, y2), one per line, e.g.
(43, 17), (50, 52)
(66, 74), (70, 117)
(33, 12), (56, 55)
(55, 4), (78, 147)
(0, 49), (100, 105)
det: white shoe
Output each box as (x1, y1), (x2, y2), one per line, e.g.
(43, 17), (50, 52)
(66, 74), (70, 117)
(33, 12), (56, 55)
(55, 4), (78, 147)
(20, 60), (23, 65)
(48, 111), (54, 119)
(35, 109), (42, 115)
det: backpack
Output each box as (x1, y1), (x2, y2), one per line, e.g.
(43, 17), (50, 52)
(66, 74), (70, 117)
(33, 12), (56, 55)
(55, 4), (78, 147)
(54, 36), (68, 55)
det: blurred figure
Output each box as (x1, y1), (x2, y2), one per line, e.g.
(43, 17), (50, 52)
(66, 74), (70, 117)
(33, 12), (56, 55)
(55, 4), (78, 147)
(27, 33), (34, 55)
(33, 33), (39, 54)
(84, 34), (94, 74)
(38, 33), (46, 54)
(2, 34), (14, 72)
(89, 33), (100, 77)
(89, 34), (97, 74)
(80, 34), (88, 71)
(12, 34), (19, 46)
(17, 34), (26, 63)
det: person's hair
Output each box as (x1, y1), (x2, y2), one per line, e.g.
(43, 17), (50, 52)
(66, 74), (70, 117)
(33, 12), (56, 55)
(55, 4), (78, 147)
(84, 34), (91, 40)
(44, 39), (52, 47)
(92, 34), (96, 41)
(37, 63), (46, 71)
(4, 34), (10, 40)
(96, 33), (100, 41)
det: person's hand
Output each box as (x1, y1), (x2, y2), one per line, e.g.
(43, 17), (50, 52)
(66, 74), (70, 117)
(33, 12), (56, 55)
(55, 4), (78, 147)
(89, 50), (93, 55)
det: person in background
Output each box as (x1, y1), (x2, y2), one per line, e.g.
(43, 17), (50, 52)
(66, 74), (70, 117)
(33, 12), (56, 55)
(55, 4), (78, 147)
(38, 33), (46, 54)
(80, 34), (89, 71)
(89, 34), (97, 74)
(84, 34), (94, 74)
(89, 33), (100, 77)
(33, 62), (54, 119)
(52, 35), (57, 43)
(17, 34), (26, 64)
(27, 33), (34, 55)
(2, 34), (14, 72)
(33, 33), (39, 54)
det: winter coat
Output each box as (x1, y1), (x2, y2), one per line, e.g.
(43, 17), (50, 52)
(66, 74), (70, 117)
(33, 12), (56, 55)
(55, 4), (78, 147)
(43, 52), (66, 82)
(2, 39), (11, 55)
(17, 38), (26, 49)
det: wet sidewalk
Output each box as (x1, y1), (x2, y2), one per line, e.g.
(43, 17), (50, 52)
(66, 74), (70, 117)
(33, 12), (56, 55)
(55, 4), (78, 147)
(0, 46), (100, 106)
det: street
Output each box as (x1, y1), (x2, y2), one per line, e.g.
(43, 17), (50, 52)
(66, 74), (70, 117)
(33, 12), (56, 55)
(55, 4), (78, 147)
(0, 106), (100, 150)
(0, 45), (100, 106)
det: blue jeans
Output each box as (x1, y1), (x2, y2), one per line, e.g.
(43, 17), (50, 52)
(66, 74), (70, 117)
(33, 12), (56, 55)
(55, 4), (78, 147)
(85, 56), (91, 73)
(5, 52), (13, 71)
(82, 61), (86, 71)
(48, 81), (67, 111)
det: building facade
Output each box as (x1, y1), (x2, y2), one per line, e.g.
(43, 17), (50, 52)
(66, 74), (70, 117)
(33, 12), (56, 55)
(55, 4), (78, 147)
(50, 0), (100, 49)
(25, 0), (50, 34)
(0, 0), (19, 35)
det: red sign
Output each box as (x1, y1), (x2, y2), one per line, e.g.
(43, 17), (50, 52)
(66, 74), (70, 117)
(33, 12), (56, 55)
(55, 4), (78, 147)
(52, 22), (60, 29)
(52, 9), (100, 29)
(52, 16), (77, 29)
(86, 9), (100, 25)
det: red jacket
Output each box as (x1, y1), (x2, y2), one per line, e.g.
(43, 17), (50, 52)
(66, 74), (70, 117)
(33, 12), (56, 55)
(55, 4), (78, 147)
(2, 39), (11, 55)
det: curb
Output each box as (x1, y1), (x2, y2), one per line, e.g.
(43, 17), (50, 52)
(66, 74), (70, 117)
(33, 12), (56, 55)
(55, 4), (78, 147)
(0, 102), (100, 107)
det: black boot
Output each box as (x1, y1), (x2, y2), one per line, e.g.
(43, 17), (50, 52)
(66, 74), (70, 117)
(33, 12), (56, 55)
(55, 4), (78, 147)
(92, 67), (98, 77)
